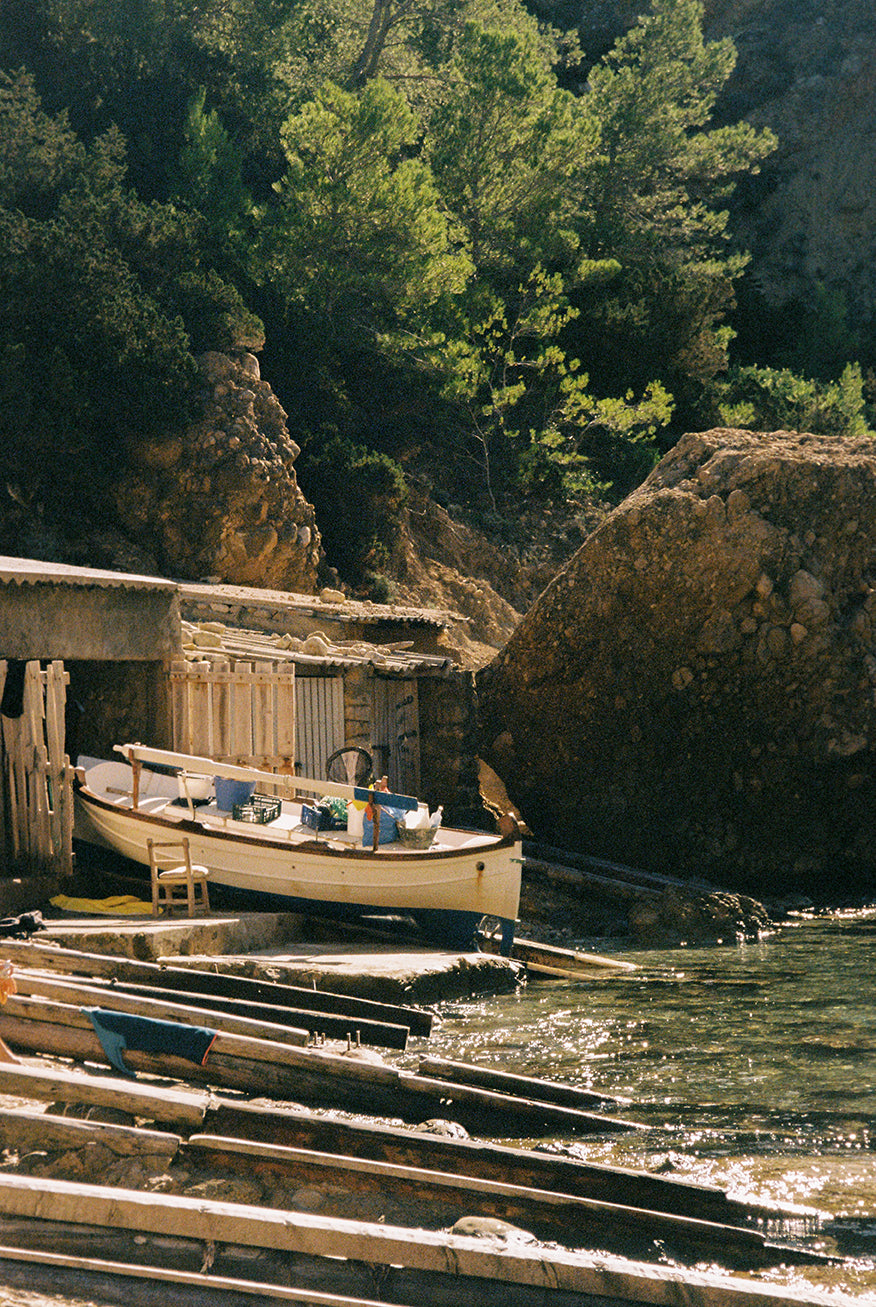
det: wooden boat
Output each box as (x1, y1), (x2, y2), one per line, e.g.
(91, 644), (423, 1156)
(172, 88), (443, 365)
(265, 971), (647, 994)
(74, 744), (521, 951)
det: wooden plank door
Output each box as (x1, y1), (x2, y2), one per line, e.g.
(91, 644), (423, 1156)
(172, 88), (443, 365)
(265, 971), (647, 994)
(372, 679), (419, 796)
(294, 677), (344, 781)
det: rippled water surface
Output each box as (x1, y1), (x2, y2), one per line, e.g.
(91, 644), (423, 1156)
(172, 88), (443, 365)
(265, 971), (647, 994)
(420, 911), (876, 1300)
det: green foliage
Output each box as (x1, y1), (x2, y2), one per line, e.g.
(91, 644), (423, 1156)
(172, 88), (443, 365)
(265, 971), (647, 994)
(573, 0), (776, 396)
(264, 78), (471, 343)
(711, 363), (873, 439)
(175, 89), (253, 248)
(0, 70), (259, 502)
(432, 265), (672, 504)
(428, 21), (595, 276)
(299, 432), (409, 577)
(1, 0), (842, 587)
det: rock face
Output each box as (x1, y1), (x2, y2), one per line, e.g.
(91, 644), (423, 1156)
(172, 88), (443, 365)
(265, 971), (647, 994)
(704, 0), (876, 317)
(478, 429), (876, 897)
(539, 1), (876, 322)
(111, 351), (320, 590)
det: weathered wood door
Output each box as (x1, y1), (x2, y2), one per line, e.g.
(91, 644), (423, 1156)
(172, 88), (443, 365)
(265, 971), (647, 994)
(294, 677), (345, 780)
(170, 659), (295, 771)
(372, 678), (419, 796)
(0, 660), (73, 875)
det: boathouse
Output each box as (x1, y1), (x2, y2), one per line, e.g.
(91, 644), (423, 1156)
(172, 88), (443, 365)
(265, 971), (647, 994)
(0, 558), (485, 895)
(0, 556), (180, 902)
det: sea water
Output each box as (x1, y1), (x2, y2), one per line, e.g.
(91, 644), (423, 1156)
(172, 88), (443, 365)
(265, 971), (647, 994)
(417, 910), (876, 1300)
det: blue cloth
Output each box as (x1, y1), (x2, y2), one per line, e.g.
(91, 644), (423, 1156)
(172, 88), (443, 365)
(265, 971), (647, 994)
(362, 805), (404, 846)
(85, 1007), (218, 1078)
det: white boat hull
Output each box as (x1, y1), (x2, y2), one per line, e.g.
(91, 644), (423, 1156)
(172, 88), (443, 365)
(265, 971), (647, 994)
(74, 758), (521, 949)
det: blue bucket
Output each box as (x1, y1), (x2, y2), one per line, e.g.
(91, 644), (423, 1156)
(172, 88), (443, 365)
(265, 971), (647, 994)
(214, 778), (255, 811)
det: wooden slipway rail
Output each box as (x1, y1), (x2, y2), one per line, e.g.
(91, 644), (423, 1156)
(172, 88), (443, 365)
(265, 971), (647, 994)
(0, 1063), (819, 1233)
(0, 938), (432, 1037)
(0, 1175), (842, 1307)
(0, 992), (642, 1135)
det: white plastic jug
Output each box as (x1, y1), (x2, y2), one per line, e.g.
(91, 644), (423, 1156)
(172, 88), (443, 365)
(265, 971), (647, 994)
(347, 801), (365, 838)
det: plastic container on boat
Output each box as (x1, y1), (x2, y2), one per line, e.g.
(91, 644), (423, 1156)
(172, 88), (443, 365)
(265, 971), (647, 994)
(176, 773), (213, 801)
(346, 801), (365, 839)
(214, 778), (256, 811)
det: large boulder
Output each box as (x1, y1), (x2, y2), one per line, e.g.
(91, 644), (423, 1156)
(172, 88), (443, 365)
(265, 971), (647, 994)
(478, 429), (876, 898)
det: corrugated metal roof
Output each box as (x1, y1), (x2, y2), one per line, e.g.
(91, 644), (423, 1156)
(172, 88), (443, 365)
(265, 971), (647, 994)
(178, 580), (455, 629)
(0, 556), (177, 592)
(182, 622), (454, 676)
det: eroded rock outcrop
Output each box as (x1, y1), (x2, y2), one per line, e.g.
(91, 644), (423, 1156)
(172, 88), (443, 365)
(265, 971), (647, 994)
(479, 429), (876, 897)
(111, 351), (320, 590)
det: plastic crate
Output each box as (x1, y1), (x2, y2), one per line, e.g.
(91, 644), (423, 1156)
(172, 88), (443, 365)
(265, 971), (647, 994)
(232, 794), (281, 824)
(300, 803), (329, 830)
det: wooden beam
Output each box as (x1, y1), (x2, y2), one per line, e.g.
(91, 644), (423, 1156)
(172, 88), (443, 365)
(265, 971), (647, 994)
(113, 743), (417, 811)
(0, 1001), (641, 1133)
(0, 1063), (207, 1126)
(206, 1099), (815, 1229)
(0, 1063), (815, 1236)
(0, 940), (432, 1035)
(183, 1134), (817, 1268)
(418, 1055), (629, 1109)
(105, 978), (410, 1050)
(0, 1107), (180, 1159)
(10, 973), (310, 1049)
(0, 1175), (837, 1307)
(0, 1245), (404, 1307)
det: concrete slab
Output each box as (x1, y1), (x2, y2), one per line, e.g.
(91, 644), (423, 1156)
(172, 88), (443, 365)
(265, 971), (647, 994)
(172, 943), (523, 1005)
(35, 913), (522, 1004)
(37, 912), (304, 962)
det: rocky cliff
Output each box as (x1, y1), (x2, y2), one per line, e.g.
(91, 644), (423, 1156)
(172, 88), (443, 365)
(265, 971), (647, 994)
(109, 351), (321, 591)
(552, 0), (876, 323)
(478, 429), (876, 897)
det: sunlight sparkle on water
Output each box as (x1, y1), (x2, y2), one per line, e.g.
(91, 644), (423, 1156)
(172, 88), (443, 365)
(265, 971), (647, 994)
(417, 913), (876, 1299)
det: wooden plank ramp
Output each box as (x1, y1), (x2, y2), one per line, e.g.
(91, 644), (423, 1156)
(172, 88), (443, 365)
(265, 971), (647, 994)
(0, 1106), (180, 1160)
(0, 1103), (822, 1270)
(9, 971), (311, 1048)
(0, 1176), (841, 1307)
(205, 1097), (820, 1230)
(0, 1000), (642, 1134)
(0, 1062), (821, 1232)
(0, 1176), (842, 1307)
(0, 1245), (405, 1307)
(418, 1054), (630, 1109)
(183, 1133), (828, 1269)
(0, 938), (432, 1035)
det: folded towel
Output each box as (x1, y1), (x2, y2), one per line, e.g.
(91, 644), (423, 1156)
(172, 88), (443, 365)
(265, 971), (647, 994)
(84, 1007), (218, 1078)
(51, 894), (152, 916)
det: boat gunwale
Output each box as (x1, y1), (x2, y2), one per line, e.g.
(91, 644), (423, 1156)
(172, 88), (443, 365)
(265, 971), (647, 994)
(74, 778), (518, 864)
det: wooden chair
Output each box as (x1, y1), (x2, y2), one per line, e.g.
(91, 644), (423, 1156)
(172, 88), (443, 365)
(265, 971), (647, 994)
(148, 838), (210, 917)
